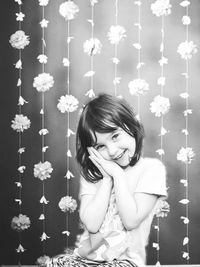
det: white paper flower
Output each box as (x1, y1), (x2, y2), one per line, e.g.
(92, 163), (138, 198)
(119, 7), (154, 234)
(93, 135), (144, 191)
(58, 196), (77, 213)
(9, 30), (30, 49)
(182, 15), (191, 25)
(83, 38), (102, 56)
(33, 73), (54, 92)
(151, 0), (172, 17)
(177, 147), (195, 164)
(180, 1), (190, 7)
(15, 0), (22, 4)
(11, 114), (31, 132)
(11, 214), (31, 231)
(150, 95), (170, 117)
(16, 12), (25, 22)
(40, 19), (49, 28)
(36, 255), (51, 267)
(59, 1), (79, 20)
(40, 232), (50, 241)
(57, 94), (79, 113)
(177, 41), (197, 60)
(37, 54), (48, 64)
(34, 161), (53, 181)
(90, 0), (98, 5)
(63, 58), (70, 67)
(128, 79), (149, 96)
(38, 0), (49, 6)
(107, 25), (126, 45)
(156, 200), (170, 218)
(16, 244), (25, 253)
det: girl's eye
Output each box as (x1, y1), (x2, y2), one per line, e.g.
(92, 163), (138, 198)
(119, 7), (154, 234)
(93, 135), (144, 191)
(95, 145), (104, 151)
(112, 133), (119, 140)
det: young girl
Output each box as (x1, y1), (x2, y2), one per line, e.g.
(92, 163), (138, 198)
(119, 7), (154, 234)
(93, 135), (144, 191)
(47, 93), (167, 267)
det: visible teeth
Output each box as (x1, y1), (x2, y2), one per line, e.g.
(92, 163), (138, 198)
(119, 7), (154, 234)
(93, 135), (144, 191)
(115, 151), (125, 160)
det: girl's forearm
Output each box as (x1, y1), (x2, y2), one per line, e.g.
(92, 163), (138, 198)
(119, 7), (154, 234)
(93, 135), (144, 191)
(80, 178), (112, 233)
(113, 172), (139, 230)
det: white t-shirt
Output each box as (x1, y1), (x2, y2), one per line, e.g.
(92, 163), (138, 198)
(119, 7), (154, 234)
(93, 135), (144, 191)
(74, 157), (167, 267)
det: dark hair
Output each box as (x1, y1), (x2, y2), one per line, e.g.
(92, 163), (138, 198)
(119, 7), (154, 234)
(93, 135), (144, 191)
(76, 93), (144, 183)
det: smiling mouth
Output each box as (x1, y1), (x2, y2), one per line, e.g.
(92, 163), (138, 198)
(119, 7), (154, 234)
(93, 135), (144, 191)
(113, 150), (126, 160)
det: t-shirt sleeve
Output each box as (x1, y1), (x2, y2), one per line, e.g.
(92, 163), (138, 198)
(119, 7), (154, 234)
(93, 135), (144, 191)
(79, 176), (97, 198)
(135, 158), (167, 197)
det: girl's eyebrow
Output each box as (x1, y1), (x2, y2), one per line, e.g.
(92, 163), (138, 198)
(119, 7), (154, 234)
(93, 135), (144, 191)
(93, 129), (119, 146)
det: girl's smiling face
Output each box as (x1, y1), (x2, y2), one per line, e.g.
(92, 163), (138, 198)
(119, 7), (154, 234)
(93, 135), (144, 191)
(93, 127), (136, 168)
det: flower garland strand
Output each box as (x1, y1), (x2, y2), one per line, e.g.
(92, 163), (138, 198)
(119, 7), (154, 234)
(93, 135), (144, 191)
(108, 0), (126, 96)
(83, 0), (101, 99)
(150, 0), (171, 265)
(128, 0), (149, 119)
(33, 0), (54, 261)
(176, 0), (197, 262)
(9, 0), (31, 263)
(58, 1), (79, 248)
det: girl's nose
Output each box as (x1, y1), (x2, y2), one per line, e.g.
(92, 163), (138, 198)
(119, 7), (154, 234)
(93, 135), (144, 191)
(107, 143), (118, 158)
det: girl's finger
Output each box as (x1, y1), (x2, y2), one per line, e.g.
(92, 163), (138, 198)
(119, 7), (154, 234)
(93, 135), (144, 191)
(89, 156), (108, 177)
(90, 147), (104, 160)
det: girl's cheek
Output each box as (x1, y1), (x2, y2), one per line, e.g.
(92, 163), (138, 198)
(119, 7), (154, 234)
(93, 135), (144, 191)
(100, 150), (109, 160)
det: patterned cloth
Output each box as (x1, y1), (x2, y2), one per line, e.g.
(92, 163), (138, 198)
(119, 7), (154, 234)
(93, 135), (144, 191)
(46, 254), (137, 267)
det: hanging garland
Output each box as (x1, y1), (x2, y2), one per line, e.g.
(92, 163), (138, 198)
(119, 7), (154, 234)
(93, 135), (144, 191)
(33, 0), (54, 263)
(108, 0), (126, 96)
(128, 0), (149, 120)
(150, 0), (171, 265)
(176, 0), (197, 262)
(9, 0), (31, 263)
(57, 0), (79, 249)
(83, 0), (101, 99)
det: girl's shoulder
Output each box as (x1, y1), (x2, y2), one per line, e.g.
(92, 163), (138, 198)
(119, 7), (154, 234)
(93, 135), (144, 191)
(139, 157), (166, 169)
(134, 157), (167, 196)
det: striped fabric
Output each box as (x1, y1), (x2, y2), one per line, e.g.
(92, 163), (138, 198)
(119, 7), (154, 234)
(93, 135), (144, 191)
(46, 254), (137, 267)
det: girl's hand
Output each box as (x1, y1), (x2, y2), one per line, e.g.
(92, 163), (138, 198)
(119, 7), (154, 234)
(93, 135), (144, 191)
(88, 147), (123, 178)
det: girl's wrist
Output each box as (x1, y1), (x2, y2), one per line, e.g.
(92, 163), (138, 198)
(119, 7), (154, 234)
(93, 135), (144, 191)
(102, 176), (113, 186)
(112, 168), (125, 180)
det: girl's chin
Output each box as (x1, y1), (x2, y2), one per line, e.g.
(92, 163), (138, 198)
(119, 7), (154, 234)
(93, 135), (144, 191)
(115, 153), (131, 168)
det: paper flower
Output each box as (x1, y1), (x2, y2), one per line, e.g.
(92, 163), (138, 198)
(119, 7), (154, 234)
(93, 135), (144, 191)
(150, 95), (170, 117)
(11, 114), (31, 132)
(156, 200), (170, 218)
(33, 73), (54, 92)
(15, 0), (22, 4)
(16, 244), (25, 253)
(37, 54), (48, 64)
(9, 30), (30, 49)
(11, 214), (31, 231)
(180, 1), (190, 7)
(57, 94), (79, 113)
(128, 79), (149, 96)
(36, 255), (51, 266)
(182, 15), (191, 25)
(90, 0), (98, 5)
(107, 25), (126, 45)
(177, 147), (195, 164)
(151, 0), (172, 17)
(83, 38), (102, 56)
(38, 0), (49, 6)
(40, 232), (50, 241)
(85, 89), (95, 98)
(59, 1), (79, 20)
(177, 41), (197, 60)
(34, 161), (53, 181)
(16, 12), (25, 22)
(58, 196), (77, 213)
(63, 58), (70, 67)
(40, 19), (49, 28)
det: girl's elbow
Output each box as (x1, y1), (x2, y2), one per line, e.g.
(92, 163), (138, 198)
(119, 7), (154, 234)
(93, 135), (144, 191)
(80, 215), (99, 233)
(123, 219), (142, 231)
